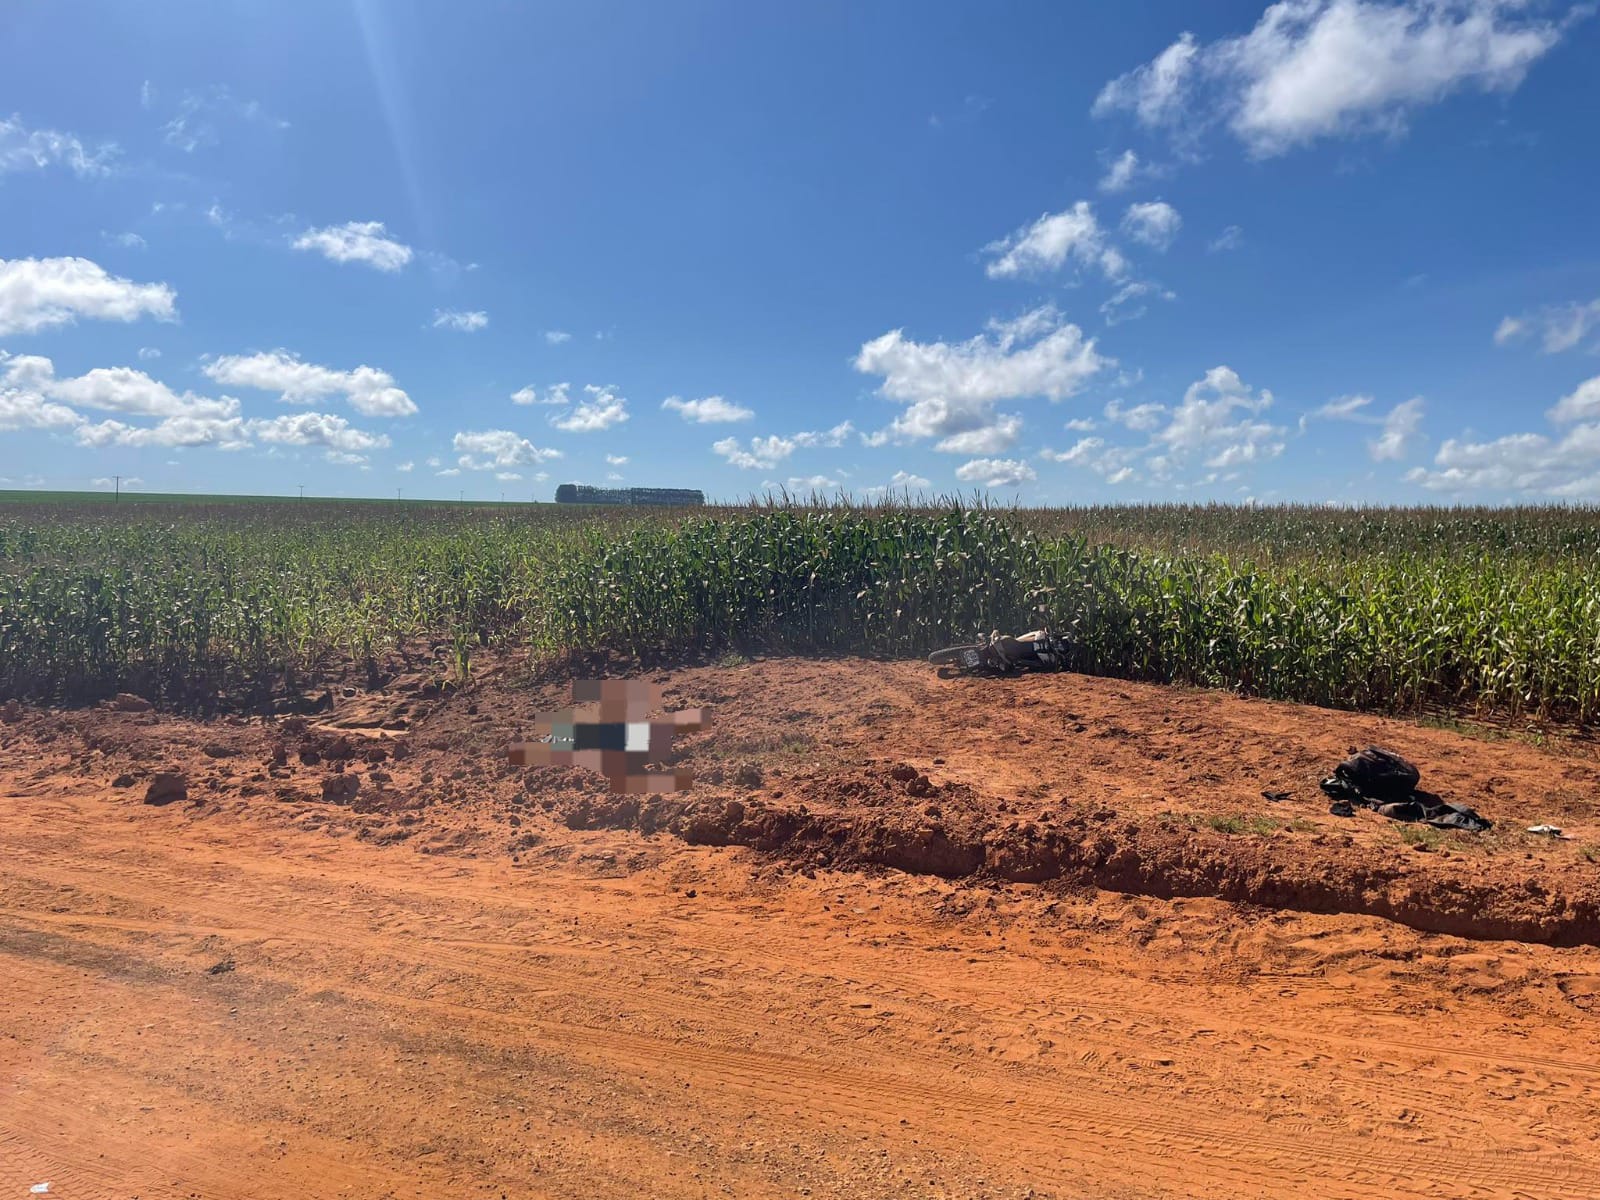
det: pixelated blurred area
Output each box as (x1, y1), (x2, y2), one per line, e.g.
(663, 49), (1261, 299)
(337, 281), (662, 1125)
(506, 679), (708, 793)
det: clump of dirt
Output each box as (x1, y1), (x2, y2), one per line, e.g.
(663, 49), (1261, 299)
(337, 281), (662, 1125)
(144, 772), (187, 806)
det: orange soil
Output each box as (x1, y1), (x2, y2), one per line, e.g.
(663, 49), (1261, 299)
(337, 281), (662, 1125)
(3, 656), (1600, 1198)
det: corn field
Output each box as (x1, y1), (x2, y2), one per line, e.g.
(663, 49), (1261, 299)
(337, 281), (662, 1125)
(2, 496), (1599, 725)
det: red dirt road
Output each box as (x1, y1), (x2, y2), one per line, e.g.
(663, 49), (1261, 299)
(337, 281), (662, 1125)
(4, 658), (1600, 1198)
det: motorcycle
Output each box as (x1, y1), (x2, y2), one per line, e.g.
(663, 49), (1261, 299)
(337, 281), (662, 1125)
(928, 612), (1069, 677)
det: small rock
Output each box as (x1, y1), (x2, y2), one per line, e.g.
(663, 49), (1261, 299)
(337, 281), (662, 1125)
(202, 743), (237, 759)
(0, 699), (22, 723)
(298, 746), (321, 766)
(111, 773), (136, 789)
(113, 693), (153, 713)
(206, 959), (235, 975)
(322, 773), (360, 804)
(144, 773), (186, 806)
(733, 762), (764, 789)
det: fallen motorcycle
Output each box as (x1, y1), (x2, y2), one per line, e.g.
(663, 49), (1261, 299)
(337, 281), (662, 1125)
(928, 615), (1068, 677)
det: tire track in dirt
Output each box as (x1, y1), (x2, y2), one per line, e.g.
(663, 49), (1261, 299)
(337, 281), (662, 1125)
(9, 817), (1600, 1104)
(8, 862), (1599, 1115)
(7, 772), (1600, 1199)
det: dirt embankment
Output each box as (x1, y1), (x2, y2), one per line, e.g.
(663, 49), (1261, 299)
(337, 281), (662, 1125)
(6, 654), (1599, 947)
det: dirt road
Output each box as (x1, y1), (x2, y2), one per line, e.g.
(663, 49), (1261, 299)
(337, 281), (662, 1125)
(6, 770), (1600, 1199)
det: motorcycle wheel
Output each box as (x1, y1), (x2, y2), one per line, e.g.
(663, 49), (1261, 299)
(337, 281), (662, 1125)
(928, 644), (987, 668)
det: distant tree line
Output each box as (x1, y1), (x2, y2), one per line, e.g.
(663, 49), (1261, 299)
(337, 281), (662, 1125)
(554, 484), (705, 506)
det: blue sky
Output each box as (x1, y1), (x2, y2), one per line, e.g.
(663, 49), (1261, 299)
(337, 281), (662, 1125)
(2, 0), (1598, 503)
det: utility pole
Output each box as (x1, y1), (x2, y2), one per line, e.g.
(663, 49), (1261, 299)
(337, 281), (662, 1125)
(113, 474), (121, 503)
(459, 490), (464, 504)
(298, 484), (305, 501)
(396, 487), (402, 502)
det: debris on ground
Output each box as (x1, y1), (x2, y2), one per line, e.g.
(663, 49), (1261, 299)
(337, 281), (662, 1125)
(321, 773), (361, 804)
(143, 772), (187, 806)
(1320, 746), (1492, 832)
(1527, 824), (1570, 839)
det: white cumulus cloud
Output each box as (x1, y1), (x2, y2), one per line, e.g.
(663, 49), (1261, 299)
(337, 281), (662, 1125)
(855, 305), (1109, 455)
(550, 384), (629, 432)
(1152, 365), (1286, 472)
(1408, 381), (1600, 498)
(1098, 149), (1149, 193)
(543, 330), (572, 345)
(1548, 374), (1600, 426)
(1052, 368), (1287, 488)
(1093, 1), (1574, 157)
(1121, 200), (1182, 250)
(0, 256), (176, 336)
(452, 430), (564, 471)
(0, 352), (264, 451)
(512, 382), (571, 406)
(662, 395), (754, 423)
(783, 474), (842, 491)
(712, 424), (852, 470)
(48, 366), (238, 420)
(0, 355), (81, 431)
(249, 412), (390, 463)
(76, 414), (250, 450)
(1039, 437), (1141, 484)
(954, 457), (1037, 488)
(1093, 32), (1201, 128)
(984, 200), (1128, 281)
(292, 221), (413, 272)
(713, 434), (798, 471)
(1369, 396), (1426, 461)
(203, 350), (417, 417)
